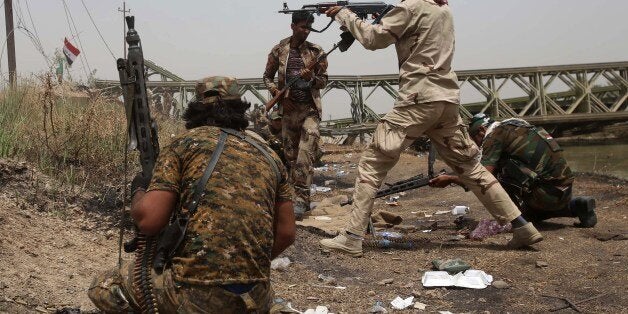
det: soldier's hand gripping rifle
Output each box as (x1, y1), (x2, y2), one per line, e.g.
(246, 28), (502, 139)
(117, 15), (160, 253)
(264, 32), (353, 112)
(266, 1), (395, 112)
(279, 1), (394, 33)
(117, 16), (161, 313)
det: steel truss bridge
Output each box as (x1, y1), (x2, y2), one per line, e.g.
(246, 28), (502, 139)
(95, 61), (628, 136)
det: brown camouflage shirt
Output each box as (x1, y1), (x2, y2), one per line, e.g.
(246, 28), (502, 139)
(147, 126), (294, 285)
(481, 120), (574, 187)
(263, 37), (328, 115)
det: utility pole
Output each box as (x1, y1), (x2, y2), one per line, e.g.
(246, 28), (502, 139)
(118, 2), (130, 58)
(4, 0), (16, 88)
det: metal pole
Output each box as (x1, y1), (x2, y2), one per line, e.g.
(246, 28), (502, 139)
(4, 0), (16, 88)
(118, 2), (130, 59)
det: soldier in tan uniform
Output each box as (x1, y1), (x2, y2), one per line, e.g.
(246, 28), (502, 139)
(263, 12), (329, 219)
(88, 77), (296, 313)
(320, 0), (543, 256)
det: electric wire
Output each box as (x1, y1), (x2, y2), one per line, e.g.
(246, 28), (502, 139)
(60, 0), (91, 79)
(23, 0), (42, 48)
(80, 0), (116, 60)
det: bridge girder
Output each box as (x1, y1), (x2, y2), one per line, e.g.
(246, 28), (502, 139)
(94, 61), (628, 134)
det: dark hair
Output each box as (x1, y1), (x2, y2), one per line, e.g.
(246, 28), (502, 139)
(292, 11), (314, 25)
(182, 98), (250, 131)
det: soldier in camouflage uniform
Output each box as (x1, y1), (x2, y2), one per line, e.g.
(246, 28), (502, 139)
(432, 114), (597, 227)
(88, 76), (296, 313)
(259, 110), (288, 166)
(263, 11), (328, 219)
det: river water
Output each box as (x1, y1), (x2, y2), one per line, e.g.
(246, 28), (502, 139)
(561, 143), (628, 179)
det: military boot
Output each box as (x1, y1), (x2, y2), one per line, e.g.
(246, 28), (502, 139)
(319, 231), (363, 257)
(507, 222), (543, 249)
(571, 196), (597, 228)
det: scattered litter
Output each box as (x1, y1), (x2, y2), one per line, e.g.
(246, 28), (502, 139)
(336, 170), (348, 176)
(558, 237), (565, 240)
(451, 205), (470, 215)
(303, 305), (329, 314)
(288, 284), (297, 288)
(318, 274), (337, 285)
(492, 280), (509, 289)
(314, 166), (329, 172)
(314, 216), (332, 221)
(344, 153), (353, 158)
(439, 311), (454, 314)
(413, 302), (427, 310)
(422, 270), (493, 289)
(312, 284), (346, 290)
(432, 258), (471, 274)
(324, 180), (336, 186)
(422, 230), (432, 233)
(434, 210), (450, 215)
(315, 186), (332, 193)
(536, 260), (549, 268)
(369, 301), (387, 313)
(469, 219), (512, 240)
(271, 257), (291, 271)
(385, 201), (400, 206)
(390, 296), (414, 310)
(376, 231), (403, 239)
(310, 202), (319, 210)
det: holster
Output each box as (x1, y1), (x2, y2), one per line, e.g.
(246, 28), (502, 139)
(153, 216), (189, 273)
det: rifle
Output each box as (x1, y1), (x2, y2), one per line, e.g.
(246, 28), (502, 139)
(341, 172), (444, 207)
(117, 16), (161, 313)
(264, 32), (354, 112)
(279, 1), (394, 33)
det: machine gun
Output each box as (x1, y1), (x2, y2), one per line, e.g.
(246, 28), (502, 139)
(279, 1), (394, 33)
(117, 16), (161, 314)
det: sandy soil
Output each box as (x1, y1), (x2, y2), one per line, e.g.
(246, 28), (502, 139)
(0, 147), (626, 313)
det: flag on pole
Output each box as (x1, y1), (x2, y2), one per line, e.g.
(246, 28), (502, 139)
(63, 38), (80, 66)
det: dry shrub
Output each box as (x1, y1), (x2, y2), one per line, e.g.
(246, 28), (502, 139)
(0, 74), (183, 191)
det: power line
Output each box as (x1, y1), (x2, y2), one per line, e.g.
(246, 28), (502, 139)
(80, 0), (116, 60)
(23, 0), (41, 46)
(60, 0), (90, 79)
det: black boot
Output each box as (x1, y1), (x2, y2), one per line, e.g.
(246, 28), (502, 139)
(571, 196), (597, 228)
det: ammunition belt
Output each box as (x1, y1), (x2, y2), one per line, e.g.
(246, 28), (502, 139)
(132, 234), (160, 314)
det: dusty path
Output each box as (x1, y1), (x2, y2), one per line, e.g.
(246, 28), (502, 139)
(0, 150), (626, 313)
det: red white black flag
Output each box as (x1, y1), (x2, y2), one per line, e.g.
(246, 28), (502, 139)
(63, 38), (80, 66)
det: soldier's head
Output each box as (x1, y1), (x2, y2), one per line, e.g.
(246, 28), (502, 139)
(291, 12), (314, 44)
(183, 76), (250, 130)
(269, 110), (282, 131)
(468, 113), (494, 145)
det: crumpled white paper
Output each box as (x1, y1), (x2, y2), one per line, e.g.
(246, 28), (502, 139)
(390, 296), (414, 310)
(422, 269), (493, 289)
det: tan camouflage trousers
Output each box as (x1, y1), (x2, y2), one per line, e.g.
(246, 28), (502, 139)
(88, 261), (273, 313)
(346, 101), (522, 235)
(281, 102), (320, 211)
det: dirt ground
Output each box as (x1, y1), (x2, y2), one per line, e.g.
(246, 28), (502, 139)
(0, 146), (626, 313)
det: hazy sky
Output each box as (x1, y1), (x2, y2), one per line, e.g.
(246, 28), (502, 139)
(2, 0), (627, 117)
